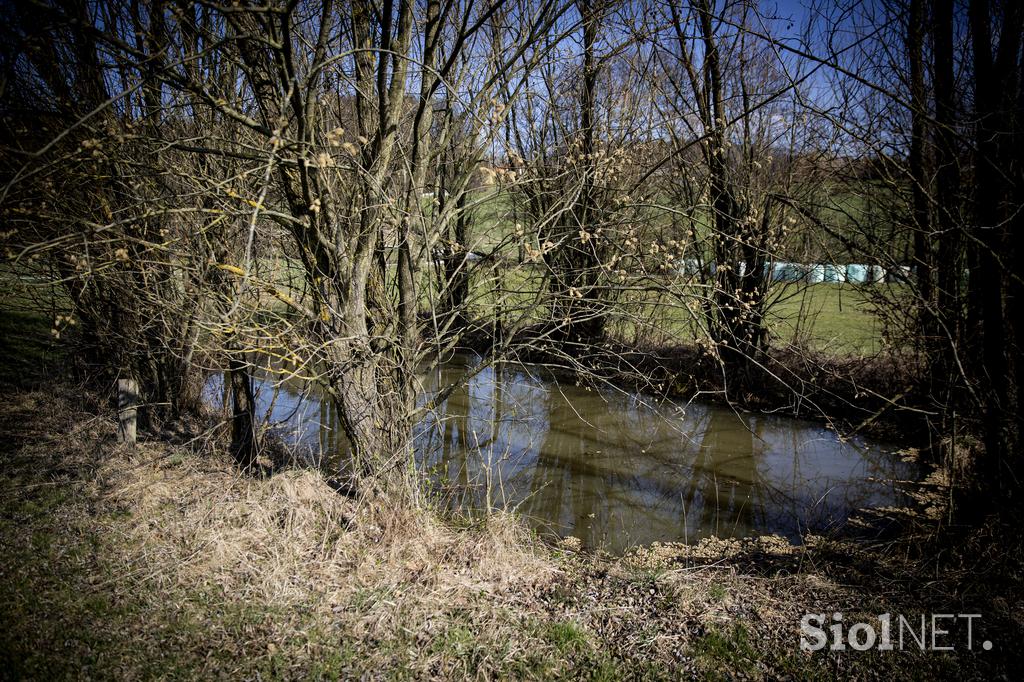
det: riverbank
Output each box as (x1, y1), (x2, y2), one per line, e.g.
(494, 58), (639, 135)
(2, 374), (1021, 679)
(463, 324), (931, 445)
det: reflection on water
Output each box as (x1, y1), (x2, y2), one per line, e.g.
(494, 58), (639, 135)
(207, 355), (916, 554)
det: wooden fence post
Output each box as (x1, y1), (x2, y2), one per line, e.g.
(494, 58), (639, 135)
(117, 377), (138, 446)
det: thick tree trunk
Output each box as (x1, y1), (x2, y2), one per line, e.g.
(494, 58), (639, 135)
(229, 354), (259, 471)
(933, 0), (962, 405)
(967, 0), (1023, 510)
(329, 341), (411, 481)
(908, 0), (938, 375)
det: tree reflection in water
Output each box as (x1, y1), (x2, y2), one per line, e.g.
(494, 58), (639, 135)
(209, 355), (917, 554)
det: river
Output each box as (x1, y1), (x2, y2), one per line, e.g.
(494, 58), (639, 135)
(207, 355), (917, 554)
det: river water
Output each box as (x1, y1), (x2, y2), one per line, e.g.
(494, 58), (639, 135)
(210, 355), (916, 553)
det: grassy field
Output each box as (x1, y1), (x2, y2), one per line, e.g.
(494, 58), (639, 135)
(3, 260), (895, 363)
(765, 283), (893, 355)
(0, 267), (68, 384)
(448, 189), (900, 355)
(3, 180), (901, 385)
(468, 270), (895, 356)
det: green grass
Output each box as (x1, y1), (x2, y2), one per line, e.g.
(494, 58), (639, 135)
(0, 308), (55, 376)
(690, 623), (758, 677)
(708, 582), (727, 602)
(444, 190), (899, 354)
(605, 281), (894, 355)
(541, 620), (590, 654)
(766, 282), (893, 354)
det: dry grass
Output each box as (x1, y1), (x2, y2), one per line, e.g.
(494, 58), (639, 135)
(100, 445), (554, 616)
(2, 380), (1022, 679)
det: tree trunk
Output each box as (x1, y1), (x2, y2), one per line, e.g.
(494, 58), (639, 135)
(229, 354), (259, 471)
(967, 0), (1023, 509)
(926, 0), (968, 475)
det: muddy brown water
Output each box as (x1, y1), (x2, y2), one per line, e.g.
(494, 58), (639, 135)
(207, 355), (917, 554)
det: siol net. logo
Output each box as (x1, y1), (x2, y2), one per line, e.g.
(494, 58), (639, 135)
(800, 613), (991, 652)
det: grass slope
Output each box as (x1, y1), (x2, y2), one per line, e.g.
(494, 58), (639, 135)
(2, 376), (1021, 678)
